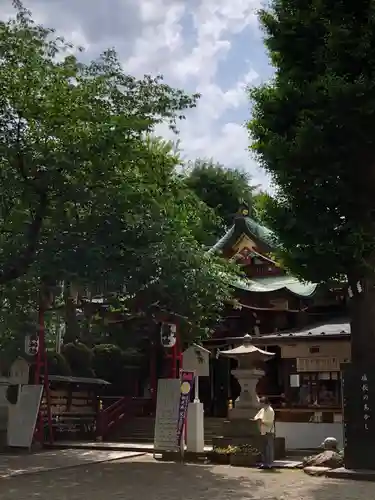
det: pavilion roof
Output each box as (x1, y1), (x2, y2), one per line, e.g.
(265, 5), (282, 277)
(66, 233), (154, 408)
(209, 216), (318, 298)
(259, 317), (350, 341)
(232, 274), (318, 298)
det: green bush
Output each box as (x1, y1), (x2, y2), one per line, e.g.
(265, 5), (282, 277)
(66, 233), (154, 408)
(92, 344), (126, 383)
(62, 342), (94, 377)
(46, 350), (72, 376)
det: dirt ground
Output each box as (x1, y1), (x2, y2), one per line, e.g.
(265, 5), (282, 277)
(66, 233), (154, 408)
(0, 454), (372, 500)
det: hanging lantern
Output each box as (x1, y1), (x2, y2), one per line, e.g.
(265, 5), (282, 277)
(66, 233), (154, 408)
(25, 334), (39, 356)
(160, 322), (177, 348)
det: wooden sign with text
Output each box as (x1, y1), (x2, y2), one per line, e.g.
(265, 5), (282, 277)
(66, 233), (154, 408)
(342, 363), (375, 470)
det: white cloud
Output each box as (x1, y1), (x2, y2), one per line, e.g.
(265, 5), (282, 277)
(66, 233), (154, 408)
(0, 0), (271, 188)
(126, 1), (186, 75)
(174, 0), (260, 83)
(124, 0), (270, 186)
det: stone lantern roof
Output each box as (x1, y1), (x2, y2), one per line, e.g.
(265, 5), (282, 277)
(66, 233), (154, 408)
(219, 334), (275, 362)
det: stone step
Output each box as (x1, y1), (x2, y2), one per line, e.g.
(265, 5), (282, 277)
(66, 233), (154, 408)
(109, 417), (226, 444)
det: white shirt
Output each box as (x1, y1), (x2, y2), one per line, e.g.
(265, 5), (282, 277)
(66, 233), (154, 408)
(254, 406), (275, 435)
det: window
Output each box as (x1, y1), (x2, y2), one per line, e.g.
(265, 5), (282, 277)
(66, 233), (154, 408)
(309, 346), (320, 354)
(289, 372), (341, 407)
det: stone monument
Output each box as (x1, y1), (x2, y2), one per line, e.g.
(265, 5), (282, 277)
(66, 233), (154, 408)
(212, 334), (274, 453)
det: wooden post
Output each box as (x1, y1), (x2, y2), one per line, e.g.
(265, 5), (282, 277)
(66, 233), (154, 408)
(34, 300), (53, 445)
(150, 339), (157, 405)
(171, 343), (177, 378)
(34, 308), (44, 385)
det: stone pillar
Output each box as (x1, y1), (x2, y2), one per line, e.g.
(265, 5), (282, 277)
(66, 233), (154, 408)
(229, 368), (264, 419)
(186, 401), (205, 453)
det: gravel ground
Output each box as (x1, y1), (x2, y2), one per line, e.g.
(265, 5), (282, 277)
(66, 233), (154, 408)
(0, 454), (372, 500)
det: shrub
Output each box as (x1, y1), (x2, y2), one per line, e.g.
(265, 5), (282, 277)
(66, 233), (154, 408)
(62, 342), (94, 377)
(92, 344), (126, 383)
(46, 350), (72, 376)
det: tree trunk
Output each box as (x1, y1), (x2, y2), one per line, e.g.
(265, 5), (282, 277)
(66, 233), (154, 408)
(0, 191), (48, 285)
(63, 282), (80, 344)
(80, 308), (93, 345)
(348, 273), (375, 365)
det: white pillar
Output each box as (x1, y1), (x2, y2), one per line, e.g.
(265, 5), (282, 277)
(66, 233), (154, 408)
(194, 375), (200, 403)
(186, 401), (205, 453)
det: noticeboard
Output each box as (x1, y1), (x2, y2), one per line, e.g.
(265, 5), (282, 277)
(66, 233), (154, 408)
(153, 379), (181, 453)
(7, 384), (43, 449)
(342, 363), (375, 470)
(182, 345), (210, 378)
(9, 358), (30, 385)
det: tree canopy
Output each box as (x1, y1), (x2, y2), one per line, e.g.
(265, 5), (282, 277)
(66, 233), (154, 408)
(184, 159), (258, 239)
(248, 0), (375, 283)
(248, 0), (375, 361)
(0, 1), (234, 350)
(252, 191), (274, 226)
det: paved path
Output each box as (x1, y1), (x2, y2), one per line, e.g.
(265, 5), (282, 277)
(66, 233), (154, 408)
(0, 453), (372, 500)
(48, 441), (302, 467)
(49, 440), (213, 452)
(0, 449), (142, 477)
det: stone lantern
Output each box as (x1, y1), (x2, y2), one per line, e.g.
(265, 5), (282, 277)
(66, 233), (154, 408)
(220, 333), (274, 419)
(212, 334), (275, 453)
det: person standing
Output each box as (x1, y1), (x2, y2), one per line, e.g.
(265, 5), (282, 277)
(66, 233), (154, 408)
(254, 396), (275, 469)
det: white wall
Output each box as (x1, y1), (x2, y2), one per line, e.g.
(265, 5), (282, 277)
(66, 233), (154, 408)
(276, 422), (343, 449)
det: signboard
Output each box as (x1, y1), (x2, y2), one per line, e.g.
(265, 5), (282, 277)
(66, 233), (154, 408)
(182, 345), (210, 377)
(153, 379), (181, 452)
(297, 356), (341, 372)
(176, 370), (195, 447)
(342, 363), (375, 470)
(7, 384), (43, 449)
(9, 358), (30, 385)
(290, 374), (300, 388)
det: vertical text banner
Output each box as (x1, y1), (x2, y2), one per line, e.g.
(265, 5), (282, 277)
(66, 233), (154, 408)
(176, 370), (195, 446)
(342, 363), (375, 470)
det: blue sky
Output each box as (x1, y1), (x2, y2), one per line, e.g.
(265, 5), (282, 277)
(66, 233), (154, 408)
(2, 0), (274, 188)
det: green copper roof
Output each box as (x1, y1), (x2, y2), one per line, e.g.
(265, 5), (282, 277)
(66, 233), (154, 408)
(243, 218), (276, 248)
(231, 275), (318, 297)
(210, 216), (318, 298)
(209, 216), (277, 254)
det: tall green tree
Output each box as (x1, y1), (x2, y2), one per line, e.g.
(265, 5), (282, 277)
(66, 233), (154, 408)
(0, 1), (233, 346)
(252, 191), (274, 225)
(184, 159), (258, 237)
(248, 0), (375, 363)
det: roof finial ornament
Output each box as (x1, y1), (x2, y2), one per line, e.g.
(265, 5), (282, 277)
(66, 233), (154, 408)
(237, 199), (250, 218)
(243, 333), (252, 344)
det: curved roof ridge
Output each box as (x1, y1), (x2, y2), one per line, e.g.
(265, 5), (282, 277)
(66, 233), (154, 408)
(209, 215), (277, 254)
(232, 274), (318, 297)
(243, 217), (277, 248)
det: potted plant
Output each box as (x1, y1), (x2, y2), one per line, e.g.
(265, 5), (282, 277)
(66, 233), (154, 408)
(209, 446), (235, 464)
(230, 444), (261, 467)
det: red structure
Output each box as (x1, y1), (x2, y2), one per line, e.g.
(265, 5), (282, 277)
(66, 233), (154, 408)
(160, 321), (182, 379)
(149, 338), (157, 405)
(33, 302), (53, 445)
(165, 330), (182, 379)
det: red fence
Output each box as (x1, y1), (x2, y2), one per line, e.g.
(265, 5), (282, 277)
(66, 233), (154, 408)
(96, 397), (151, 440)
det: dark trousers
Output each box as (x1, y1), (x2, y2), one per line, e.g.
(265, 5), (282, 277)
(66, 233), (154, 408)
(262, 433), (274, 466)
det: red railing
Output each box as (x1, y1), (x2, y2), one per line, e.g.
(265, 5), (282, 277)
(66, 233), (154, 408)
(96, 397), (151, 440)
